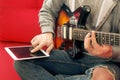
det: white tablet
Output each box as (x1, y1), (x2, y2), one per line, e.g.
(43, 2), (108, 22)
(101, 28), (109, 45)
(4, 45), (50, 60)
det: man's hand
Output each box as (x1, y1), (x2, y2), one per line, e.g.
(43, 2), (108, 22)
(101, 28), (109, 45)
(84, 31), (112, 59)
(30, 33), (54, 54)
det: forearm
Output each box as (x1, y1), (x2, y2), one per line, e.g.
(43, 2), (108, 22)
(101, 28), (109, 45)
(111, 46), (120, 62)
(108, 1), (120, 61)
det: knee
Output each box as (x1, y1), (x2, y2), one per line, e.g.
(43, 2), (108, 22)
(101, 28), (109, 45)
(91, 67), (115, 80)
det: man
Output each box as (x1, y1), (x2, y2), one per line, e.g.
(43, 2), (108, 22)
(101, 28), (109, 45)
(14, 0), (120, 80)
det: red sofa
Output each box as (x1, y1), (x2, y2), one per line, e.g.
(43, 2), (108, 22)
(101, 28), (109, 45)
(0, 0), (43, 79)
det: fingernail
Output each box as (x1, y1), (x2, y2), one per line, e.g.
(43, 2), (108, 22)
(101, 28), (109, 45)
(31, 49), (34, 53)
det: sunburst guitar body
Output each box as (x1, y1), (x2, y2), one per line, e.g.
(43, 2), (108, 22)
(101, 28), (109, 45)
(55, 4), (91, 59)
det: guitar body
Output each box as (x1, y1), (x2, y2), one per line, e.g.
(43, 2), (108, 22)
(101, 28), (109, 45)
(55, 5), (70, 49)
(55, 4), (90, 59)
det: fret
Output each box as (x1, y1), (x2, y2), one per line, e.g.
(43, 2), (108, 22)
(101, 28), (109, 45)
(100, 32), (103, 45)
(96, 32), (104, 45)
(101, 32), (106, 44)
(105, 33), (110, 45)
(110, 34), (115, 46)
(80, 31), (83, 40)
(114, 34), (115, 46)
(103, 32), (106, 44)
(119, 35), (120, 46)
(96, 32), (100, 44)
(115, 35), (120, 46)
(81, 29), (86, 40)
(73, 31), (80, 40)
(76, 29), (79, 40)
(107, 33), (110, 45)
(109, 33), (111, 45)
(101, 32), (103, 44)
(76, 31), (80, 40)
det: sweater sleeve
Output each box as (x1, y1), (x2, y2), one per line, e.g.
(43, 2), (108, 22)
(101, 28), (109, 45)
(111, 1), (120, 62)
(38, 0), (66, 34)
(112, 22), (120, 62)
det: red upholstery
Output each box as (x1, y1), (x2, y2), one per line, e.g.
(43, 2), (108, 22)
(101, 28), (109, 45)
(0, 0), (43, 42)
(0, 42), (30, 80)
(0, 0), (43, 79)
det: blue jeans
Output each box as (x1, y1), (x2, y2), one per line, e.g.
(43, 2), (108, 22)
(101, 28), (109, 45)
(14, 49), (120, 80)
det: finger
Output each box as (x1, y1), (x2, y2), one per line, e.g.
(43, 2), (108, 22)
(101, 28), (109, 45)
(31, 35), (39, 43)
(31, 40), (40, 48)
(84, 32), (91, 41)
(84, 32), (92, 51)
(31, 43), (43, 53)
(46, 44), (54, 54)
(91, 31), (100, 48)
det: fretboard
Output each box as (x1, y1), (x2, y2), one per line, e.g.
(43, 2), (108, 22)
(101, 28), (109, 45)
(72, 28), (120, 47)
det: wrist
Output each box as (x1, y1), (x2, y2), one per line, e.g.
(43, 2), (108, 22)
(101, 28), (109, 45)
(100, 46), (112, 59)
(43, 32), (54, 38)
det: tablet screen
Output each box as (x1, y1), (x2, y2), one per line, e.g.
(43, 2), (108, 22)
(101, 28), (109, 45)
(4, 45), (49, 60)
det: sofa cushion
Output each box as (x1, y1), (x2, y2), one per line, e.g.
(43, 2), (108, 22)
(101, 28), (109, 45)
(0, 41), (30, 80)
(0, 0), (43, 42)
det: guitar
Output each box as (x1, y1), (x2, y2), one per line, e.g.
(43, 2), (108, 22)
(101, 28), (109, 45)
(61, 26), (120, 59)
(55, 4), (91, 59)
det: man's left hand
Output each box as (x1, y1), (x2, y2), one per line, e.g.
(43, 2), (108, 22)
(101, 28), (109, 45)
(84, 31), (112, 59)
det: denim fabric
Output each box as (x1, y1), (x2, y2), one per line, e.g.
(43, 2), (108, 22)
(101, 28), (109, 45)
(14, 50), (120, 80)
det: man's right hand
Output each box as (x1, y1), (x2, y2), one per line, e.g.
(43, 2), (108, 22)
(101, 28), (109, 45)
(30, 33), (54, 54)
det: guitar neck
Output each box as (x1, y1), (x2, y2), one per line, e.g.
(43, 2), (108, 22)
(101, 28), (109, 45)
(72, 28), (120, 47)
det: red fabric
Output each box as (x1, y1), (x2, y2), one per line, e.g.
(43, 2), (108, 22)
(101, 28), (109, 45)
(0, 0), (43, 42)
(0, 0), (44, 79)
(0, 41), (30, 80)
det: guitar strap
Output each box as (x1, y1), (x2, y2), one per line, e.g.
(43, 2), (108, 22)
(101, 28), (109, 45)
(95, 0), (117, 30)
